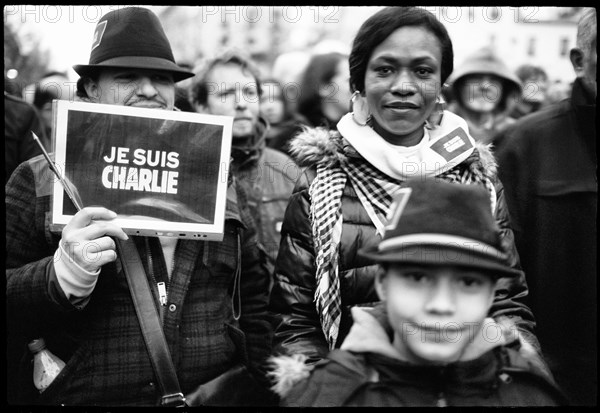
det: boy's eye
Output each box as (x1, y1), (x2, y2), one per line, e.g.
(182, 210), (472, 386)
(403, 271), (428, 283)
(458, 275), (485, 289)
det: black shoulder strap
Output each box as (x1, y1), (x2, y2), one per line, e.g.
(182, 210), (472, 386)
(116, 238), (186, 407)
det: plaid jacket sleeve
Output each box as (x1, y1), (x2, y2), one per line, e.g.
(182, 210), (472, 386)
(6, 160), (77, 339)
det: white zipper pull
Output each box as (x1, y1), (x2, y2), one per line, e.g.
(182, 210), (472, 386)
(157, 282), (167, 306)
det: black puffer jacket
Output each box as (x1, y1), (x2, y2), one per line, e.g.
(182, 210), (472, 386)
(269, 127), (537, 364)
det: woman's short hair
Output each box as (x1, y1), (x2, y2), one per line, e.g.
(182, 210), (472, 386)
(191, 50), (263, 107)
(349, 6), (454, 93)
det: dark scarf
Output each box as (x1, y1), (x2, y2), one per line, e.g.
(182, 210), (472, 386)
(230, 117), (269, 173)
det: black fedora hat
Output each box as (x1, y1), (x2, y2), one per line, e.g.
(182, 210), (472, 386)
(359, 179), (520, 278)
(73, 7), (194, 82)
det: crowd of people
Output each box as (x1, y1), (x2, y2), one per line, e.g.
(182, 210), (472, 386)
(5, 6), (596, 407)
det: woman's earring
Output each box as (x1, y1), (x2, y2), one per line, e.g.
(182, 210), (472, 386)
(425, 94), (446, 130)
(350, 91), (372, 127)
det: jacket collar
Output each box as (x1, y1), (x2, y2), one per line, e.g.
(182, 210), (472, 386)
(340, 307), (511, 364)
(570, 78), (596, 164)
(337, 307), (512, 397)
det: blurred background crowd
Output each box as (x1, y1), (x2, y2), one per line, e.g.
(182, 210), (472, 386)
(4, 6), (583, 141)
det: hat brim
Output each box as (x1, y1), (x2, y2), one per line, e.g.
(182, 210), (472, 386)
(359, 244), (521, 278)
(73, 56), (194, 82)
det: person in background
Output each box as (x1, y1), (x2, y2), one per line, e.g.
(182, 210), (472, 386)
(509, 64), (549, 120)
(191, 51), (299, 283)
(261, 78), (309, 157)
(271, 51), (311, 116)
(271, 180), (565, 407)
(4, 92), (49, 183)
(546, 79), (572, 104)
(297, 52), (352, 130)
(495, 7), (597, 406)
(27, 71), (72, 139)
(174, 86), (195, 112)
(269, 6), (542, 377)
(447, 48), (522, 145)
(6, 8), (273, 406)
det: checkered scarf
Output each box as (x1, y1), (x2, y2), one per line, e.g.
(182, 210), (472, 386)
(309, 144), (495, 348)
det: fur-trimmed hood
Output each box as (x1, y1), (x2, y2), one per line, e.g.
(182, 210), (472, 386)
(288, 121), (498, 179)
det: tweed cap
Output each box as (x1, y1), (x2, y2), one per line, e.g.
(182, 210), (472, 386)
(73, 7), (193, 82)
(360, 178), (520, 278)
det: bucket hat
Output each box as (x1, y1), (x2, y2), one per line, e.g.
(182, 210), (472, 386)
(448, 47), (522, 90)
(73, 7), (194, 82)
(359, 179), (520, 278)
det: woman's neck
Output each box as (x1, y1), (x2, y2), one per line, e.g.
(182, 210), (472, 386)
(372, 121), (425, 147)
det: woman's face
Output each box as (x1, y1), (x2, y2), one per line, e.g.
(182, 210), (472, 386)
(329, 59), (352, 119)
(364, 26), (443, 146)
(260, 82), (286, 125)
(460, 74), (504, 113)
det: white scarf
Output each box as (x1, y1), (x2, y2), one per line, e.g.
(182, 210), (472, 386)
(337, 110), (476, 180)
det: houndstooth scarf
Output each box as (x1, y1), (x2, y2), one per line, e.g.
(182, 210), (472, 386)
(310, 113), (496, 348)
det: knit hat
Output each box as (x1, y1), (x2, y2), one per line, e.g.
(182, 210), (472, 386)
(73, 7), (193, 82)
(359, 179), (520, 278)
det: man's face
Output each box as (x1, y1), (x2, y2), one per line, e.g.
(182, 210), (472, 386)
(572, 29), (597, 100)
(376, 264), (496, 365)
(85, 67), (175, 109)
(198, 63), (260, 138)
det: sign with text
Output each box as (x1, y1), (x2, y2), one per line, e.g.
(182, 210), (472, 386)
(51, 100), (233, 241)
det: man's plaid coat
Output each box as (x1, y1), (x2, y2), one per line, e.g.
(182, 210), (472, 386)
(6, 155), (273, 406)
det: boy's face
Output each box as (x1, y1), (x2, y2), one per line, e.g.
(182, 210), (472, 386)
(376, 264), (496, 365)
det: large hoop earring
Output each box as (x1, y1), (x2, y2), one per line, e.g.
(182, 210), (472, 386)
(425, 94), (446, 130)
(350, 91), (372, 127)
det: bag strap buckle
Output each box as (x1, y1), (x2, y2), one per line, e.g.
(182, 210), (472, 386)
(161, 392), (186, 407)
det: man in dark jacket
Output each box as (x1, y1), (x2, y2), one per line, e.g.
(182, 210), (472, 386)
(6, 7), (273, 406)
(191, 52), (299, 281)
(4, 92), (48, 183)
(495, 8), (596, 406)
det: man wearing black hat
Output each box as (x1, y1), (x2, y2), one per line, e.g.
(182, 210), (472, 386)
(270, 179), (565, 407)
(6, 7), (273, 406)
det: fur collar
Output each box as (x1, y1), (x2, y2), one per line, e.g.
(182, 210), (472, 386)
(267, 354), (314, 398)
(289, 125), (498, 179)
